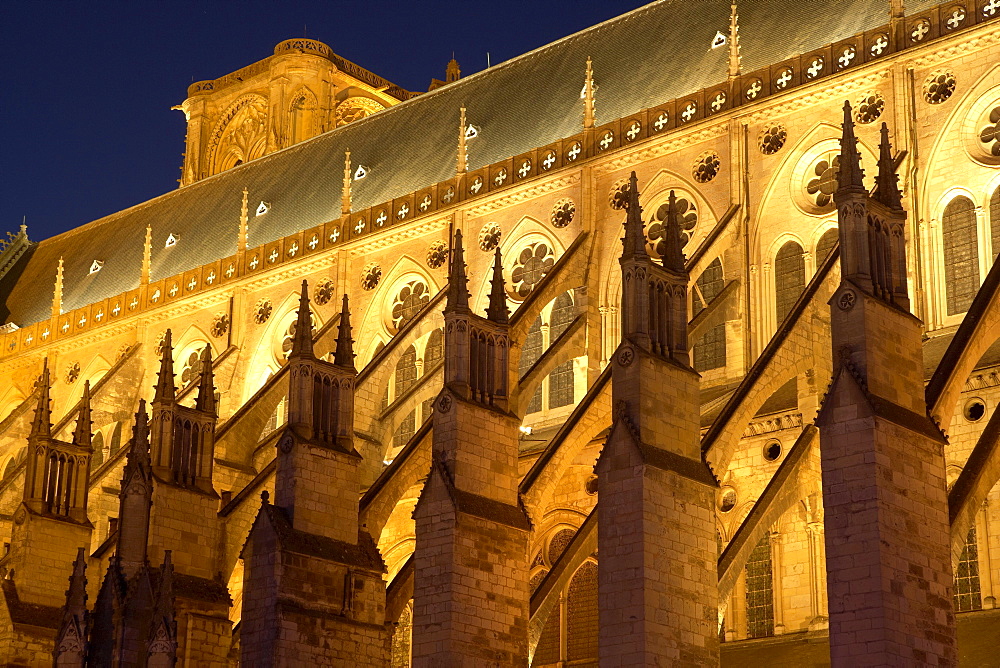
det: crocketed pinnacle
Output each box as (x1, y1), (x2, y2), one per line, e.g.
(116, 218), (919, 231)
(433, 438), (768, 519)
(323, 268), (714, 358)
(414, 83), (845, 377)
(446, 229), (471, 311)
(660, 190), (688, 273)
(289, 280), (314, 359)
(239, 187), (249, 252)
(62, 546), (88, 620)
(621, 171), (648, 261)
(126, 399), (151, 473)
(728, 2), (741, 80)
(486, 246), (509, 324)
(72, 380), (92, 449)
(334, 294), (356, 369)
(873, 122), (903, 210)
(30, 358), (52, 439)
(195, 345), (216, 414)
(342, 150), (352, 215)
(153, 330), (176, 403)
(837, 100), (865, 194)
(457, 107), (468, 175)
(152, 550), (175, 620)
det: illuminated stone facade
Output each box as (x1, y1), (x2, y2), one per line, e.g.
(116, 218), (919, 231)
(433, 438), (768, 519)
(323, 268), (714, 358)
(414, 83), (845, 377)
(0, 1), (999, 665)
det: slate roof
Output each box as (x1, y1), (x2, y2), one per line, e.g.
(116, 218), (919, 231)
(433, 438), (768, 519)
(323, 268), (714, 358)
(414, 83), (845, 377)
(1, 0), (941, 328)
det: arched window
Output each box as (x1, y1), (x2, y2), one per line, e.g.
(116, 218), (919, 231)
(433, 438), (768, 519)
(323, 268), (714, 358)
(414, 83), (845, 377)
(395, 345), (417, 399)
(954, 526), (982, 612)
(816, 227), (839, 264)
(392, 410), (416, 449)
(990, 186), (1000, 261)
(943, 196), (979, 315)
(421, 329), (444, 421)
(774, 241), (806, 325)
(548, 293), (576, 409)
(693, 259), (726, 372)
(745, 534), (775, 638)
(566, 561), (599, 662)
(92, 432), (105, 468)
(521, 317), (543, 414)
(109, 423), (122, 455)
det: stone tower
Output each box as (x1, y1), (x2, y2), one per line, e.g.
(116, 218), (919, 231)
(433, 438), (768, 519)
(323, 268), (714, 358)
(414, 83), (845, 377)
(816, 103), (957, 665)
(240, 285), (390, 666)
(596, 173), (719, 666)
(412, 233), (530, 666)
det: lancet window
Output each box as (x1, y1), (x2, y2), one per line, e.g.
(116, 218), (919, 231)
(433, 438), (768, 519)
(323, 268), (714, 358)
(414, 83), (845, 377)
(816, 227), (839, 265)
(549, 293), (576, 409)
(990, 186), (1000, 260)
(954, 526), (982, 612)
(942, 196), (979, 315)
(745, 534), (775, 639)
(774, 241), (806, 325)
(521, 317), (543, 414)
(693, 258), (726, 372)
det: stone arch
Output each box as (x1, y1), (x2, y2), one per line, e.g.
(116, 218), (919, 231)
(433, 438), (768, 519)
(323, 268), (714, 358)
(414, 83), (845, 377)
(205, 94), (269, 176)
(241, 290), (315, 402)
(357, 254), (437, 344)
(287, 85), (319, 145)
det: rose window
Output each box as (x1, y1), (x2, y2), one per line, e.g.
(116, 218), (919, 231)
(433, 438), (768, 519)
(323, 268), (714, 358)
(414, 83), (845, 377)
(924, 71), (956, 104)
(693, 153), (721, 183)
(855, 92), (885, 124)
(806, 154), (841, 209)
(979, 107), (1000, 156)
(426, 240), (448, 269)
(254, 299), (273, 324)
(510, 243), (555, 300)
(361, 263), (382, 291)
(759, 126), (787, 155)
(65, 362), (80, 385)
(609, 179), (630, 210)
(479, 223), (501, 252)
(181, 351), (203, 386)
(551, 198), (576, 228)
(391, 282), (430, 331)
(280, 313), (316, 359)
(314, 280), (335, 305)
(647, 197), (697, 256)
(210, 313), (230, 338)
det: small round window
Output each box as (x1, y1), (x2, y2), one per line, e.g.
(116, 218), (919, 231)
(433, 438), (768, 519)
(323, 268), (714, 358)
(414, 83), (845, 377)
(763, 440), (782, 462)
(719, 487), (737, 513)
(963, 398), (986, 422)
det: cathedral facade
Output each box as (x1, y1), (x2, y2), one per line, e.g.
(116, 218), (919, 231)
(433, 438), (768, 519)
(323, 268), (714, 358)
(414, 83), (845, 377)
(0, 0), (999, 664)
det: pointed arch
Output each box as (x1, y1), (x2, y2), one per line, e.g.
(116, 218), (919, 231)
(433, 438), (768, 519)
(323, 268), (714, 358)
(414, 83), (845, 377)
(287, 86), (319, 145)
(356, 254), (438, 344)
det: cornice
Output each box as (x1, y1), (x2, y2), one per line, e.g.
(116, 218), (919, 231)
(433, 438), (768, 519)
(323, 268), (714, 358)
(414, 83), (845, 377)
(346, 216), (450, 255)
(464, 174), (581, 217)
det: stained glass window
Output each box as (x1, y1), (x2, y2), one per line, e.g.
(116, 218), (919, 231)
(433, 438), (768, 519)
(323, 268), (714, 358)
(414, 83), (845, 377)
(566, 562), (599, 661)
(521, 317), (543, 414)
(549, 293), (576, 408)
(943, 196), (979, 315)
(990, 187), (1000, 261)
(693, 259), (725, 371)
(954, 526), (982, 612)
(775, 241), (806, 324)
(745, 534), (775, 639)
(816, 227), (839, 264)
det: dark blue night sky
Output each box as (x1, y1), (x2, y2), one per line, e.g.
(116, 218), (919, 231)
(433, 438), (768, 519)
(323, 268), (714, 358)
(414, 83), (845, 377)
(2, 1), (648, 243)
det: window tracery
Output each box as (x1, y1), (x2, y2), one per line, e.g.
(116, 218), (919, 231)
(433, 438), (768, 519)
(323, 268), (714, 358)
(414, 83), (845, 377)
(979, 107), (1000, 156)
(942, 196), (979, 315)
(253, 299), (272, 324)
(551, 198), (575, 228)
(209, 95), (268, 174)
(478, 223), (501, 252)
(693, 259), (726, 372)
(923, 71), (957, 104)
(521, 316), (543, 415)
(693, 152), (721, 183)
(955, 526), (982, 611)
(759, 125), (787, 155)
(510, 243), (555, 300)
(991, 187), (1000, 259)
(210, 313), (229, 338)
(180, 350), (203, 386)
(426, 241), (448, 269)
(390, 281), (429, 332)
(805, 152), (840, 209)
(314, 280), (335, 306)
(854, 92), (884, 124)
(646, 196), (697, 257)
(280, 313), (315, 360)
(334, 96), (386, 127)
(549, 293), (576, 409)
(745, 534), (775, 638)
(609, 179), (630, 210)
(361, 263), (382, 291)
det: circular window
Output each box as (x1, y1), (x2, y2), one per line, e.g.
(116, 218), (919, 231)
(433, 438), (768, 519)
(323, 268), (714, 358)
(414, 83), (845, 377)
(478, 223), (501, 252)
(964, 398), (986, 422)
(693, 153), (721, 183)
(719, 487), (737, 513)
(759, 125), (787, 155)
(280, 313), (316, 359)
(855, 92), (885, 124)
(609, 179), (630, 210)
(923, 71), (956, 105)
(426, 240), (448, 269)
(763, 440), (782, 462)
(314, 280), (335, 305)
(805, 151), (841, 210)
(585, 474), (598, 495)
(647, 196), (697, 258)
(253, 299), (273, 324)
(510, 243), (555, 300)
(210, 313), (230, 338)
(391, 281), (430, 331)
(551, 198), (576, 228)
(65, 362), (80, 385)
(979, 106), (1000, 157)
(361, 263), (382, 291)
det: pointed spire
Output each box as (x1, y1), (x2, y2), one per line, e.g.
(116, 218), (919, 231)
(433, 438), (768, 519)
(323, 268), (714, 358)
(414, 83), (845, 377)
(486, 247), (509, 324)
(837, 101), (866, 195)
(153, 330), (176, 403)
(342, 150), (352, 216)
(63, 547), (88, 619)
(239, 187), (249, 252)
(446, 229), (471, 311)
(127, 399), (151, 472)
(457, 106), (468, 176)
(73, 381), (93, 450)
(52, 257), (64, 318)
(660, 191), (688, 273)
(728, 3), (742, 80)
(446, 57), (461, 83)
(153, 550), (175, 621)
(873, 122), (903, 210)
(54, 547), (89, 662)
(583, 57), (596, 129)
(621, 172), (648, 261)
(142, 225), (152, 285)
(195, 345), (216, 414)
(289, 280), (314, 360)
(31, 358), (52, 439)
(334, 294), (356, 369)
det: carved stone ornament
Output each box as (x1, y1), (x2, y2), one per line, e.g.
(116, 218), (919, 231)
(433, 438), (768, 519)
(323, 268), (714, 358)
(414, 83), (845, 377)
(254, 299), (273, 324)
(438, 393), (453, 413)
(617, 345), (635, 367)
(211, 313), (230, 338)
(314, 280), (336, 305)
(13, 507), (25, 525)
(279, 432), (294, 453)
(838, 289), (857, 311)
